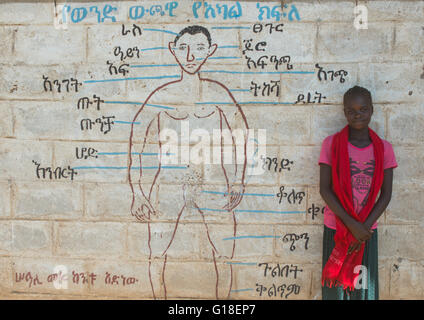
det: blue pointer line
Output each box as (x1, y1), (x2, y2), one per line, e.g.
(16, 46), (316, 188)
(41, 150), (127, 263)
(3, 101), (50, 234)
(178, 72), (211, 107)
(143, 28), (179, 36)
(83, 75), (180, 84)
(195, 101), (294, 105)
(130, 64), (179, 68)
(235, 209), (306, 214)
(212, 26), (250, 30)
(114, 120), (140, 124)
(230, 89), (250, 92)
(197, 208), (305, 214)
(200, 70), (315, 75)
(72, 165), (187, 170)
(139, 46), (168, 51)
(97, 152), (173, 156)
(104, 101), (176, 110)
(196, 56), (240, 60)
(226, 262), (257, 266)
(218, 45), (240, 49)
(222, 235), (280, 241)
(201, 191), (274, 197)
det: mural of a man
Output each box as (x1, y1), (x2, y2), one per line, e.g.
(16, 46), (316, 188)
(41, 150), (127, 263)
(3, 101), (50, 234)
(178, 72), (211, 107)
(128, 25), (248, 299)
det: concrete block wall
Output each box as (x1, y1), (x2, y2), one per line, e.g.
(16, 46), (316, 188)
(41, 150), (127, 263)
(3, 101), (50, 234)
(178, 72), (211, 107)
(0, 0), (423, 299)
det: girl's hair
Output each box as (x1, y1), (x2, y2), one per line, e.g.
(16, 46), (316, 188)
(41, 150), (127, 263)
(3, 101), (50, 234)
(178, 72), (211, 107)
(343, 86), (373, 106)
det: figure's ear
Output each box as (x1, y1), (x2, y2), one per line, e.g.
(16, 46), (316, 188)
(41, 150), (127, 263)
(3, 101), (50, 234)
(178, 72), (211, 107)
(207, 43), (218, 57)
(168, 41), (176, 57)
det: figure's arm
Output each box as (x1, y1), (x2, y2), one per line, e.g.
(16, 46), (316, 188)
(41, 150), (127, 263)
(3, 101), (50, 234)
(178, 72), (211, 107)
(218, 102), (249, 211)
(128, 108), (160, 221)
(363, 168), (393, 229)
(319, 163), (373, 243)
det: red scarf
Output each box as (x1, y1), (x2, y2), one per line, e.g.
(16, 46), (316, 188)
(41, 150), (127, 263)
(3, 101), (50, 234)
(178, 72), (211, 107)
(321, 125), (384, 291)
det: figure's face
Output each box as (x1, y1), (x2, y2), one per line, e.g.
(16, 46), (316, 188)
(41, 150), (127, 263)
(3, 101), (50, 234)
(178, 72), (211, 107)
(169, 33), (217, 74)
(344, 95), (373, 130)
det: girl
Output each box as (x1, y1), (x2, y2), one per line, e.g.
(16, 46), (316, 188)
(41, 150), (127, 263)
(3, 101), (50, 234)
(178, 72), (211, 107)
(319, 86), (397, 300)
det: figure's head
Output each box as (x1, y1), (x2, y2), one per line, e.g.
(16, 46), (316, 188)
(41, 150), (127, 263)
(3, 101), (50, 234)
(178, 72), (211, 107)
(343, 86), (374, 130)
(169, 25), (218, 74)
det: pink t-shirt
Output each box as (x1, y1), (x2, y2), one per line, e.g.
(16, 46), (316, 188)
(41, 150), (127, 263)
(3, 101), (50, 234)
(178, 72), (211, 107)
(318, 134), (398, 230)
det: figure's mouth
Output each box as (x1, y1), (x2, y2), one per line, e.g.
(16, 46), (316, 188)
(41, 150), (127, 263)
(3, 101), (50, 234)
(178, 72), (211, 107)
(186, 63), (196, 68)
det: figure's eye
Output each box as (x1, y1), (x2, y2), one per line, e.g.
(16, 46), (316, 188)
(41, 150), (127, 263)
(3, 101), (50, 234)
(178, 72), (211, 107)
(179, 45), (187, 50)
(197, 46), (205, 51)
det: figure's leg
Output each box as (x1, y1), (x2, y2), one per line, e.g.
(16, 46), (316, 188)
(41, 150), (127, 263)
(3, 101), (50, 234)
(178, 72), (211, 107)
(195, 204), (237, 299)
(147, 204), (186, 299)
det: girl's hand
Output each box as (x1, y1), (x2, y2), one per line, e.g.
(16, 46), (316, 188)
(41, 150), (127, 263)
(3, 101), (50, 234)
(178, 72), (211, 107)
(347, 241), (362, 255)
(347, 220), (373, 243)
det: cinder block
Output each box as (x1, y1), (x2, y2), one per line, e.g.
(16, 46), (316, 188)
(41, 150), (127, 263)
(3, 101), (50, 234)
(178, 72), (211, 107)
(279, 146), (321, 185)
(379, 259), (391, 299)
(0, 221), (52, 256)
(390, 259), (424, 298)
(164, 261), (232, 299)
(364, 0), (424, 22)
(391, 146), (424, 185)
(357, 62), (424, 104)
(0, 182), (11, 218)
(14, 26), (86, 65)
(0, 101), (14, 138)
(0, 258), (12, 295)
(317, 22), (394, 63)
(387, 104), (424, 145)
(0, 27), (15, 64)
(0, 2), (53, 24)
(0, 138), (53, 182)
(85, 183), (133, 220)
(385, 183), (424, 226)
(128, 221), (202, 260)
(379, 225), (424, 261)
(56, 222), (126, 258)
(14, 182), (83, 220)
(393, 23), (424, 61)
(241, 105), (311, 146)
(294, 2), (355, 22)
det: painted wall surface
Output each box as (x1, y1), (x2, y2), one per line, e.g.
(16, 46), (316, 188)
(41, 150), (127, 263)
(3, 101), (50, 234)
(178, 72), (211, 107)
(0, 0), (423, 299)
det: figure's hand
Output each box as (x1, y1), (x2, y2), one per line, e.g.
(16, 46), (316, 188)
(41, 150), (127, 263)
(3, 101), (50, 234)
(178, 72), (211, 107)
(131, 195), (157, 221)
(222, 184), (245, 211)
(347, 220), (373, 243)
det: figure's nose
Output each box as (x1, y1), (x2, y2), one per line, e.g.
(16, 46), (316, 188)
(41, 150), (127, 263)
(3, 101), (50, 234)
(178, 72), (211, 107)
(186, 45), (195, 62)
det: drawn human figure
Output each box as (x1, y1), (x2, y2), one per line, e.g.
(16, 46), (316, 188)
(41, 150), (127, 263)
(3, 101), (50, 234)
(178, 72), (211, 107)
(128, 26), (248, 299)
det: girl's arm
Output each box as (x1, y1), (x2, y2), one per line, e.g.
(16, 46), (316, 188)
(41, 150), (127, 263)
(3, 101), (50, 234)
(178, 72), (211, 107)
(319, 163), (373, 242)
(363, 168), (394, 230)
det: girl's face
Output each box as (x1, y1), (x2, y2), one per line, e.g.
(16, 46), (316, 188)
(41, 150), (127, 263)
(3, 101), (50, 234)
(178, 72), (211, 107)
(344, 94), (373, 130)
